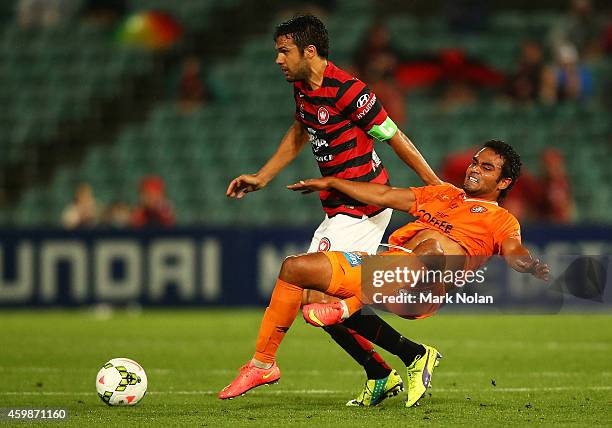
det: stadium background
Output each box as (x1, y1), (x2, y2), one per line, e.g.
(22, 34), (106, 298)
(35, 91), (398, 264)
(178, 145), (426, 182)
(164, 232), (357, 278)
(0, 0), (610, 307)
(0, 1), (611, 426)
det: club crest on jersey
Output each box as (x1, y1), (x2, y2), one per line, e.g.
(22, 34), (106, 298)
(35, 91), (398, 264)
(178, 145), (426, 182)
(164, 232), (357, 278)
(317, 106), (329, 124)
(318, 237), (331, 251)
(471, 205), (487, 213)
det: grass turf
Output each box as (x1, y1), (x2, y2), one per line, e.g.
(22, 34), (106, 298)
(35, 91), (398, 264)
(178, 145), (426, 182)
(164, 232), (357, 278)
(0, 309), (610, 427)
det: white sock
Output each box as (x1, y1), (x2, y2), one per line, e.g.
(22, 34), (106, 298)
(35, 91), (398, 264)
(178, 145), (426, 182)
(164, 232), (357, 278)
(340, 300), (349, 320)
(251, 358), (273, 369)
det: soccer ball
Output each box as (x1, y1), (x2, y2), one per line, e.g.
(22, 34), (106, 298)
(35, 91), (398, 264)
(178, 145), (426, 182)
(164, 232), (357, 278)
(96, 358), (148, 406)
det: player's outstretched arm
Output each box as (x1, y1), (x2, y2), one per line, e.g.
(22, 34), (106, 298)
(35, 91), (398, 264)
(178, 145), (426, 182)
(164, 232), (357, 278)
(226, 121), (308, 198)
(501, 238), (550, 281)
(288, 177), (416, 212)
(387, 130), (443, 186)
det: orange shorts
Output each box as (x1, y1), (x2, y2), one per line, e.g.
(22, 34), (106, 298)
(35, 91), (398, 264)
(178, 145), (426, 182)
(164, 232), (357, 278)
(322, 250), (441, 320)
(322, 250), (407, 299)
(322, 251), (365, 300)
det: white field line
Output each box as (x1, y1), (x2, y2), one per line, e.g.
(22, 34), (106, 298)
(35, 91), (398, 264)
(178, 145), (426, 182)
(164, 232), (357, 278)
(1, 386), (612, 397)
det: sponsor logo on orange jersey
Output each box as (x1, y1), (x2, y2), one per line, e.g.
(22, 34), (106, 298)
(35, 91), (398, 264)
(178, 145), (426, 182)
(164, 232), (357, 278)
(417, 209), (454, 233)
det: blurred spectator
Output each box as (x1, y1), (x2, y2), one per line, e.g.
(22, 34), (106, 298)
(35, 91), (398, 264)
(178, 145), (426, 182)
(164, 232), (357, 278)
(603, 16), (612, 55)
(131, 176), (175, 228)
(368, 78), (406, 125)
(353, 23), (401, 81)
(538, 148), (575, 223)
(395, 49), (505, 92)
(507, 41), (545, 103)
(541, 43), (593, 103)
(439, 82), (477, 111)
(499, 172), (543, 223)
(549, 0), (603, 60)
(101, 201), (132, 228)
(353, 23), (405, 124)
(441, 148), (476, 188)
(61, 183), (98, 229)
(176, 56), (210, 115)
(17, 0), (77, 27)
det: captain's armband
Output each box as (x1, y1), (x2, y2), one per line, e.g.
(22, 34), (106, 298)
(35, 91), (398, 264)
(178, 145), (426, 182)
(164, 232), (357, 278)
(367, 117), (398, 142)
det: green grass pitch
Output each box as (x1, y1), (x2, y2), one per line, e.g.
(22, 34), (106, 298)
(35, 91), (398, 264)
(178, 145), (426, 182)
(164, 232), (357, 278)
(0, 309), (610, 427)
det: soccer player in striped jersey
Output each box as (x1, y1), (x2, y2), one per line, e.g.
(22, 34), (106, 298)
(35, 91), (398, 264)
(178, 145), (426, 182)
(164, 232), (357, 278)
(225, 15), (440, 405)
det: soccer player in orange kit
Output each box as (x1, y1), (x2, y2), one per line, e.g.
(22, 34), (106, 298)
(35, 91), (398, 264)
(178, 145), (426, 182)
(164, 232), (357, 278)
(219, 140), (550, 407)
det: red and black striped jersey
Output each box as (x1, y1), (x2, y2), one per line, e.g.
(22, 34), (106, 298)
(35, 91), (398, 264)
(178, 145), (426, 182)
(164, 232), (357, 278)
(293, 61), (391, 218)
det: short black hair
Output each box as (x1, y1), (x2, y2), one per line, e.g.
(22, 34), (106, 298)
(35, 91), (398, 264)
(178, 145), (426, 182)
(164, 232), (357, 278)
(483, 140), (521, 201)
(274, 15), (329, 58)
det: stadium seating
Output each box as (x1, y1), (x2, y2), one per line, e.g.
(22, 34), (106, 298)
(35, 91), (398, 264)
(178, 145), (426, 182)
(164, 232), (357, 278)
(0, 22), (154, 169)
(2, 3), (611, 225)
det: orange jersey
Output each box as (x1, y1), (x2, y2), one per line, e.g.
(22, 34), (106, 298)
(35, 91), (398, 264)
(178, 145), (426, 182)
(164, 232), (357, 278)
(388, 184), (521, 257)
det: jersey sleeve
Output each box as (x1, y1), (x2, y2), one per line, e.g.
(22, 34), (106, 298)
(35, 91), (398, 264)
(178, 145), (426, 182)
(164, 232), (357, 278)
(493, 213), (521, 252)
(408, 184), (456, 216)
(335, 79), (397, 141)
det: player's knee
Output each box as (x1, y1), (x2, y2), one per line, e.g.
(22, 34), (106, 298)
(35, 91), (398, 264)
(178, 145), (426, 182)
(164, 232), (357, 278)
(279, 253), (330, 291)
(279, 255), (308, 284)
(413, 238), (444, 256)
(413, 238), (445, 270)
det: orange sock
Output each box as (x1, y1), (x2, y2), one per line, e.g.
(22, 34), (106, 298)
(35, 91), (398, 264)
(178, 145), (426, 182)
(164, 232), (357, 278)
(254, 278), (303, 364)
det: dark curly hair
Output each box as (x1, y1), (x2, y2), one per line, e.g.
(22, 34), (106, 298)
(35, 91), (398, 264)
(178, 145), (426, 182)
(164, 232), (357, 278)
(274, 15), (329, 58)
(483, 140), (522, 201)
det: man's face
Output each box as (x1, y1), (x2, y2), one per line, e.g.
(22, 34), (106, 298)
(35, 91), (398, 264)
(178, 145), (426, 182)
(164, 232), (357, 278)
(275, 34), (309, 82)
(463, 147), (510, 197)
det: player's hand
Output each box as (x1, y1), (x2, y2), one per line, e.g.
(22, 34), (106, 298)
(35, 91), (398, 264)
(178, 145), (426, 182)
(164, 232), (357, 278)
(226, 174), (265, 199)
(523, 259), (550, 281)
(287, 178), (332, 194)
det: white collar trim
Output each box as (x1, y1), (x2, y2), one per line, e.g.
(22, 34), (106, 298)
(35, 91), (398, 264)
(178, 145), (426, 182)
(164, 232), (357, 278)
(463, 197), (499, 206)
